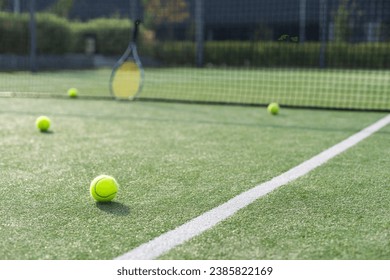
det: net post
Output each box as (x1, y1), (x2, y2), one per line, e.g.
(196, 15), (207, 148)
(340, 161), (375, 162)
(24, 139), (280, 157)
(29, 0), (37, 72)
(195, 0), (204, 68)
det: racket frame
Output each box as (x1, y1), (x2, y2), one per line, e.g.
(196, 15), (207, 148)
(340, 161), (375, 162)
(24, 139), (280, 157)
(109, 20), (144, 100)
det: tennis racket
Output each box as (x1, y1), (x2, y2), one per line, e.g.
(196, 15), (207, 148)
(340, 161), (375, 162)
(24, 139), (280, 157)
(110, 19), (143, 100)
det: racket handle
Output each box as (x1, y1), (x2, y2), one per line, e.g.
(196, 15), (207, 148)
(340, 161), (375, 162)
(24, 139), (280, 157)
(133, 20), (141, 42)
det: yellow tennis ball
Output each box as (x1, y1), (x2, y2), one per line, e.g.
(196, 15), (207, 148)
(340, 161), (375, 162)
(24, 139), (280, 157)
(35, 116), (51, 132)
(90, 175), (119, 202)
(67, 88), (78, 98)
(267, 102), (280, 115)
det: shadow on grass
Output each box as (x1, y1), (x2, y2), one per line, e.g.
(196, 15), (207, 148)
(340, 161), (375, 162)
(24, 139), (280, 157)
(39, 130), (54, 134)
(96, 201), (130, 216)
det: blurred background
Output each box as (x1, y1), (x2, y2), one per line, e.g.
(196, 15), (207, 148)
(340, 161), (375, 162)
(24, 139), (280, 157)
(0, 0), (389, 110)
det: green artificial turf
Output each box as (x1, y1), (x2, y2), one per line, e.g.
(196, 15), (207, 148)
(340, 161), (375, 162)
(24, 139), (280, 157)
(0, 97), (387, 259)
(160, 124), (390, 260)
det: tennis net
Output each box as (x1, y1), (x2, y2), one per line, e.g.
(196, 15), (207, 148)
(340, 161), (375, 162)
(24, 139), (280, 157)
(0, 0), (389, 111)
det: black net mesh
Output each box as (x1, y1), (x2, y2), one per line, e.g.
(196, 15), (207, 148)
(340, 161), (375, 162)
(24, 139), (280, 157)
(0, 0), (389, 111)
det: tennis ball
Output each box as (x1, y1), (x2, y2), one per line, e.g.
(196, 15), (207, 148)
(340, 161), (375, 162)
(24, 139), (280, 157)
(267, 102), (280, 115)
(35, 116), (51, 132)
(90, 175), (119, 202)
(67, 88), (78, 98)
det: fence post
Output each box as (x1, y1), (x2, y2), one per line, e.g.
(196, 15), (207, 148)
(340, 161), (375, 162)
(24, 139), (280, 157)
(299, 0), (306, 43)
(29, 0), (37, 72)
(14, 0), (20, 14)
(319, 0), (327, 69)
(195, 0), (204, 67)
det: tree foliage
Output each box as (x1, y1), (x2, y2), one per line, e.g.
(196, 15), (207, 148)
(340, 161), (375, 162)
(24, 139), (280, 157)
(333, 0), (362, 42)
(142, 0), (189, 28)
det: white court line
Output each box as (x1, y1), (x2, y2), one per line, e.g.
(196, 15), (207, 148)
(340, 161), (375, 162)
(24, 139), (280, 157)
(115, 114), (390, 260)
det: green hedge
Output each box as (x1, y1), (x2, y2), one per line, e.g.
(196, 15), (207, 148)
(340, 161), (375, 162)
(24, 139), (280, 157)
(145, 41), (195, 66)
(204, 42), (321, 67)
(70, 18), (132, 55)
(36, 13), (71, 54)
(144, 41), (390, 69)
(0, 12), (29, 54)
(1, 12), (389, 69)
(0, 12), (132, 55)
(0, 12), (71, 54)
